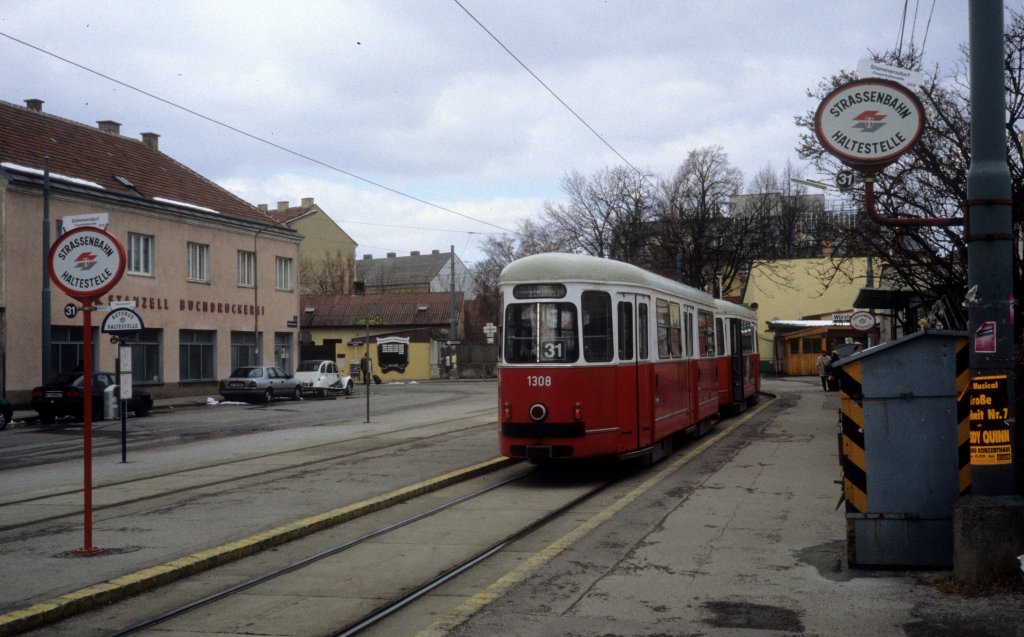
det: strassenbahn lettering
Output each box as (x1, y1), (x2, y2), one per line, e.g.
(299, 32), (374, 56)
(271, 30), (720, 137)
(829, 90), (914, 119)
(57, 235), (115, 260)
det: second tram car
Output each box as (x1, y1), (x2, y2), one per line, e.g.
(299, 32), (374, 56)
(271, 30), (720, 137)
(498, 253), (759, 463)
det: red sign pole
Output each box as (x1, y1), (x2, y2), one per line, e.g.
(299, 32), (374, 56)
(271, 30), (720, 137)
(75, 299), (101, 555)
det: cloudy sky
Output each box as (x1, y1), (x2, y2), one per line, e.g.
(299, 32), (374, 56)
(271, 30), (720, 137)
(0, 1), (1002, 265)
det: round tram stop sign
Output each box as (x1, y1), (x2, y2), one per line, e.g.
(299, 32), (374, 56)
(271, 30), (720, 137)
(814, 78), (925, 171)
(48, 226), (126, 302)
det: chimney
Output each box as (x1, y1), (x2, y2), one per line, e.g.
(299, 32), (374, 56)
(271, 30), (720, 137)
(97, 120), (121, 135)
(387, 252), (397, 258)
(257, 204), (269, 212)
(141, 132), (159, 151)
(301, 197), (314, 208)
(277, 201), (289, 212)
(24, 99), (43, 112)
(410, 251), (420, 256)
(363, 254), (373, 260)
(431, 249), (440, 255)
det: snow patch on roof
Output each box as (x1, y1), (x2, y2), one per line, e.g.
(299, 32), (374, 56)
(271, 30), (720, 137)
(1, 162), (104, 189)
(153, 196), (220, 214)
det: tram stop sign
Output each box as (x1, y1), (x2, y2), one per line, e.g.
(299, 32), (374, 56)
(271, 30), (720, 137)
(48, 226), (126, 302)
(814, 78), (925, 171)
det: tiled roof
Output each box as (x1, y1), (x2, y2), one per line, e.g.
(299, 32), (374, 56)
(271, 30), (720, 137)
(267, 205), (310, 224)
(356, 252), (451, 287)
(301, 292), (462, 328)
(0, 99), (272, 223)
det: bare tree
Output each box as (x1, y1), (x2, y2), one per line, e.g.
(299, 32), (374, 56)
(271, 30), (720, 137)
(543, 167), (657, 262)
(649, 146), (746, 292)
(300, 249), (355, 295)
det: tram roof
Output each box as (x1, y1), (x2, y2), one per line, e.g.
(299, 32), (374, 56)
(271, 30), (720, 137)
(500, 253), (716, 303)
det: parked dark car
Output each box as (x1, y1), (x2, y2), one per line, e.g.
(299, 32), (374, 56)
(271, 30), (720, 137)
(0, 397), (12, 430)
(31, 372), (153, 424)
(219, 366), (303, 403)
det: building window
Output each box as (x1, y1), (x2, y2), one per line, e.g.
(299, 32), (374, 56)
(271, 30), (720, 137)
(180, 330), (215, 381)
(128, 233), (155, 276)
(49, 326), (95, 376)
(231, 331), (260, 369)
(129, 329), (162, 384)
(276, 257), (293, 291)
(274, 332), (292, 373)
(187, 243), (210, 283)
(237, 250), (255, 287)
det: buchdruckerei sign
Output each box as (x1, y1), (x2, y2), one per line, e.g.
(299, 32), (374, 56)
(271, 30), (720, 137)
(48, 226), (126, 301)
(814, 78), (925, 169)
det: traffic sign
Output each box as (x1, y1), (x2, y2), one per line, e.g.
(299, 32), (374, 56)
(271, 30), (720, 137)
(48, 227), (126, 301)
(64, 303), (79, 319)
(102, 308), (144, 333)
(850, 311), (875, 332)
(814, 78), (925, 170)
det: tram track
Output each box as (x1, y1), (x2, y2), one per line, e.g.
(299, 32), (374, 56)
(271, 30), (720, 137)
(93, 462), (612, 637)
(0, 412), (495, 532)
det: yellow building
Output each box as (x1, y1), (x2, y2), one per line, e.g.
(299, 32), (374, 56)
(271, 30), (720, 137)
(299, 292), (463, 381)
(742, 257), (875, 373)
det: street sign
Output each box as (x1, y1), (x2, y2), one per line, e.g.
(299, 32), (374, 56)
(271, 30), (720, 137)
(358, 315), (382, 325)
(64, 303), (78, 319)
(48, 227), (126, 301)
(814, 78), (925, 170)
(63, 212), (109, 231)
(856, 59), (924, 91)
(102, 308), (144, 333)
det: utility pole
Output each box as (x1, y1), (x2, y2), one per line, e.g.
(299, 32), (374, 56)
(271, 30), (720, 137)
(449, 245), (458, 378)
(966, 0), (1018, 494)
(42, 157), (51, 384)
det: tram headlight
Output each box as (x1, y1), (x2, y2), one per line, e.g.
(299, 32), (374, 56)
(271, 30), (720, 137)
(529, 403), (548, 422)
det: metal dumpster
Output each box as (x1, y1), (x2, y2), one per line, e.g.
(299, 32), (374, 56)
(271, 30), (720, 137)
(833, 330), (969, 567)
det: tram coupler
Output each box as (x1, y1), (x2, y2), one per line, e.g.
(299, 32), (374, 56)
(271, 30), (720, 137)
(526, 445), (553, 464)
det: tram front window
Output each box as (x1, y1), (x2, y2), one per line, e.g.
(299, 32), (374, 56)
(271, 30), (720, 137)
(504, 302), (579, 363)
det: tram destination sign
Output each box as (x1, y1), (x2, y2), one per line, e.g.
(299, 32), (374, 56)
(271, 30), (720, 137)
(48, 226), (126, 301)
(814, 78), (925, 170)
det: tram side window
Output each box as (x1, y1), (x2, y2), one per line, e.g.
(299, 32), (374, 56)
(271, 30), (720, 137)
(617, 301), (633, 361)
(741, 321), (756, 354)
(638, 303), (649, 360)
(715, 317), (725, 356)
(656, 299), (670, 358)
(679, 305), (688, 356)
(698, 309), (715, 357)
(582, 291), (613, 362)
(503, 303), (579, 363)
(672, 304), (684, 358)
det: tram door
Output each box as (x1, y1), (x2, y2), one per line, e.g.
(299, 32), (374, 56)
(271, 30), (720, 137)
(729, 318), (744, 403)
(619, 294), (652, 451)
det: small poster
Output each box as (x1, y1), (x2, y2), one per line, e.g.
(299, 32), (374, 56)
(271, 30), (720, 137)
(963, 375), (1013, 466)
(974, 321), (997, 354)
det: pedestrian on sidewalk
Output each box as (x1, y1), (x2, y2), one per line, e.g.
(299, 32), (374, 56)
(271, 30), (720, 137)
(816, 349), (831, 391)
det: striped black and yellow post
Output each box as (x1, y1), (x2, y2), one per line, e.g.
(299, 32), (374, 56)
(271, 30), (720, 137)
(954, 336), (971, 495)
(836, 360), (866, 513)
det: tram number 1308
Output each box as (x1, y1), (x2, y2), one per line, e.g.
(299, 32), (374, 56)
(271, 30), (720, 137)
(527, 375), (553, 387)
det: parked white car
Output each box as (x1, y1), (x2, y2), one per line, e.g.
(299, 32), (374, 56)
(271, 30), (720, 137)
(294, 359), (354, 397)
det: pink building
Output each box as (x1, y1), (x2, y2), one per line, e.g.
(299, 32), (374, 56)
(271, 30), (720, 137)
(0, 99), (302, 403)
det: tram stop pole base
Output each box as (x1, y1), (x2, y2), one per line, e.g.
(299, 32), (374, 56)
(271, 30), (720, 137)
(952, 495), (1024, 588)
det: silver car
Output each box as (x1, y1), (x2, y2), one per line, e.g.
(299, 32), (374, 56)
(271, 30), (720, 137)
(219, 366), (303, 403)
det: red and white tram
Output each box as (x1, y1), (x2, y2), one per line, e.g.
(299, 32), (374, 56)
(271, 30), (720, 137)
(497, 253), (760, 463)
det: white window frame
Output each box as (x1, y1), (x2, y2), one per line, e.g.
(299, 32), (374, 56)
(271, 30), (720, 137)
(276, 256), (293, 291)
(187, 242), (210, 283)
(237, 250), (255, 287)
(128, 232), (155, 276)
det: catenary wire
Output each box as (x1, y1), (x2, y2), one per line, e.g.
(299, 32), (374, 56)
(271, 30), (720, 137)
(0, 30), (521, 238)
(451, 0), (652, 187)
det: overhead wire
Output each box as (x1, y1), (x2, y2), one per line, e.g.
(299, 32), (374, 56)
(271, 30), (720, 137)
(0, 30), (520, 239)
(451, 0), (652, 188)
